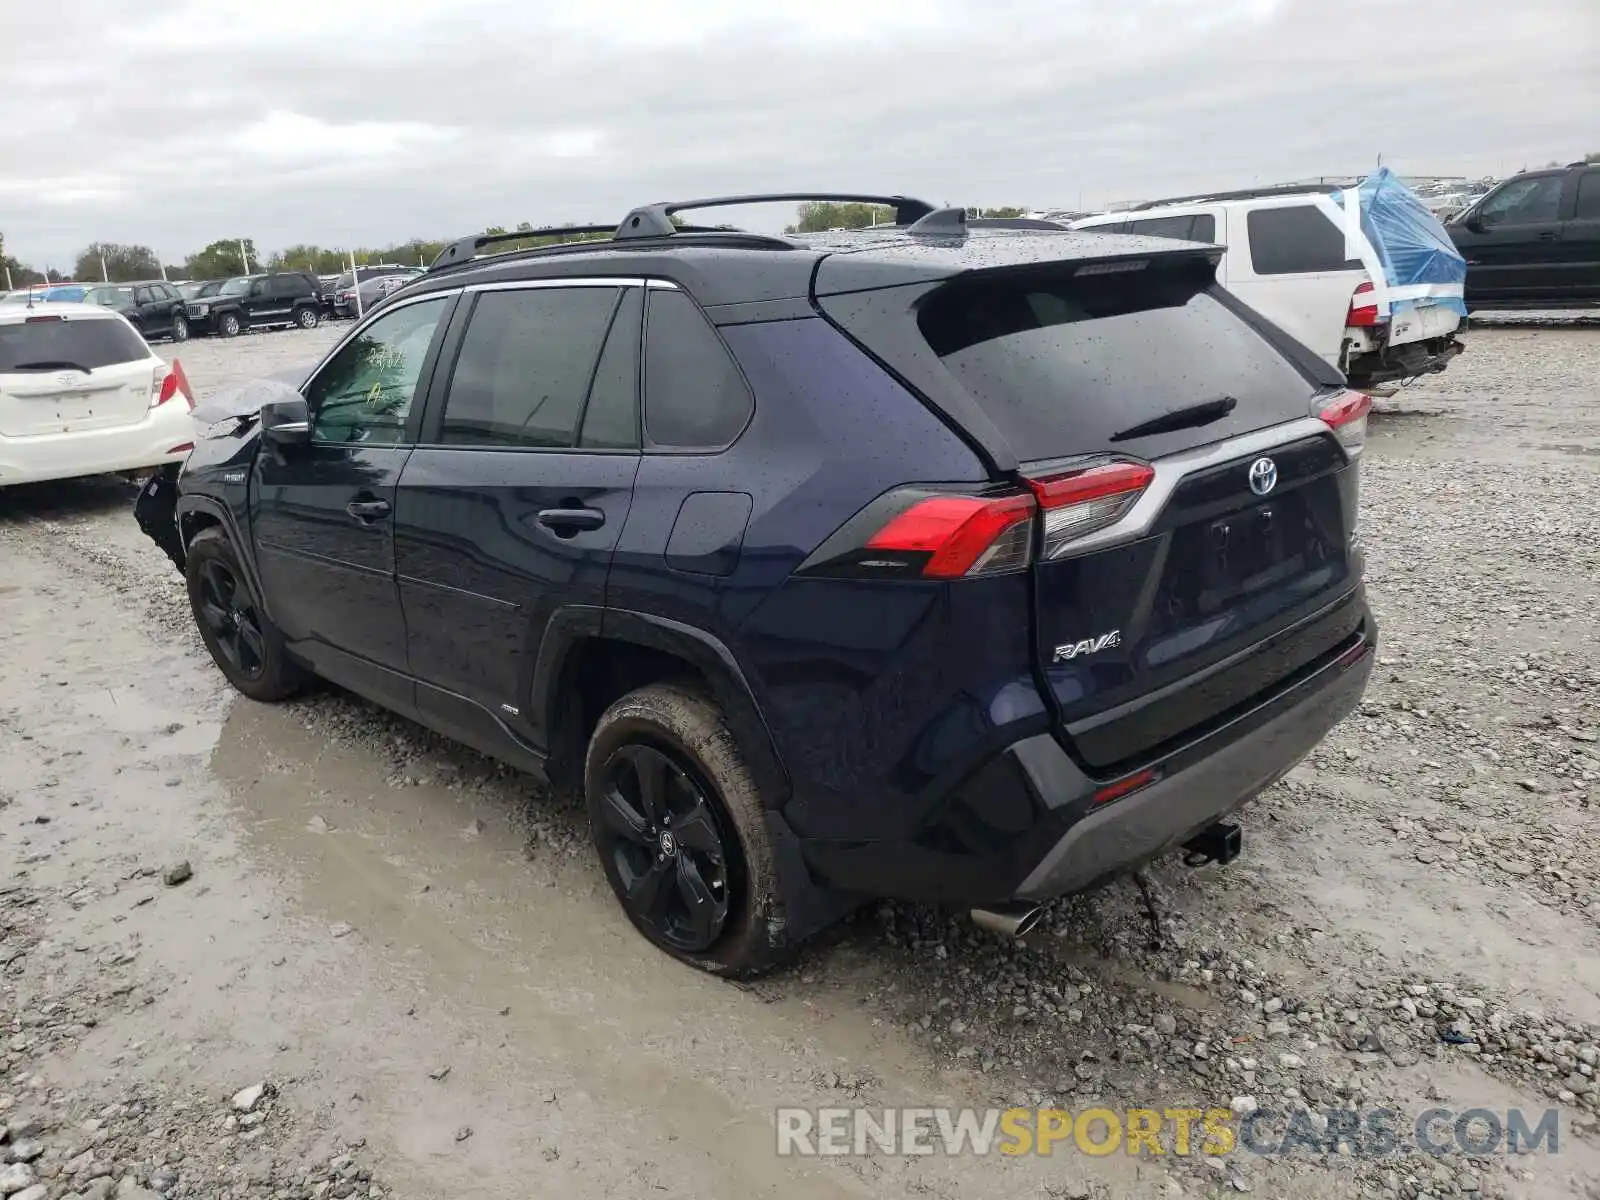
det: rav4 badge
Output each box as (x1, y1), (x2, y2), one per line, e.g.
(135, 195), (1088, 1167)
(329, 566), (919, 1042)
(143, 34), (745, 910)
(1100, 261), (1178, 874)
(1053, 631), (1122, 663)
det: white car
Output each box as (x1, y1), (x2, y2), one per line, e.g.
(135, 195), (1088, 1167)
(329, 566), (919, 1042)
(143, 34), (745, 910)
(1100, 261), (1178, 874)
(1072, 187), (1464, 388)
(0, 303), (195, 487)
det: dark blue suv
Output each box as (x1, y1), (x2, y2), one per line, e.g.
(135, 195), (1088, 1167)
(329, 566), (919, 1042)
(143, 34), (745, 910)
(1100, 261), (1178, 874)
(148, 193), (1376, 975)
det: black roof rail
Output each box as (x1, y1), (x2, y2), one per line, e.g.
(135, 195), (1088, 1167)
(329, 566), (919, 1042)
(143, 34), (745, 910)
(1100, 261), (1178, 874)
(1570, 160), (1594, 169)
(430, 225), (617, 271)
(616, 192), (936, 240)
(1131, 182), (1347, 210)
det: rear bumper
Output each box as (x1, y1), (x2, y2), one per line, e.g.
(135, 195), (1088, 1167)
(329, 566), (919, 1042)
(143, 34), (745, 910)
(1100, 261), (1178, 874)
(797, 598), (1375, 906)
(0, 405), (196, 486)
(1346, 334), (1463, 387)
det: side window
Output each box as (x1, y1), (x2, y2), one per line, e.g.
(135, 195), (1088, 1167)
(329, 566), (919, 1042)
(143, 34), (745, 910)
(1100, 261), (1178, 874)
(1124, 215), (1195, 240)
(439, 287), (620, 449)
(642, 290), (753, 450)
(579, 288), (642, 450)
(248, 278), (268, 298)
(1571, 172), (1600, 220)
(1191, 214), (1217, 242)
(134, 286), (155, 305)
(1479, 176), (1564, 227)
(1246, 206), (1360, 275)
(307, 297), (449, 446)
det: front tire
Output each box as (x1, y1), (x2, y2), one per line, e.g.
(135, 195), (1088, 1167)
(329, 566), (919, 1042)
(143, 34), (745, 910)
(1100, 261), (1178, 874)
(585, 683), (791, 977)
(219, 311), (241, 338)
(171, 314), (189, 342)
(185, 529), (304, 702)
(296, 306), (319, 329)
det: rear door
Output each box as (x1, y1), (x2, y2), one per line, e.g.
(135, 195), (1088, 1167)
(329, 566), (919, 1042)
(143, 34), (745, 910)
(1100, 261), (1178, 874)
(1452, 172), (1568, 304)
(250, 293), (454, 704)
(395, 281), (641, 741)
(909, 259), (1363, 769)
(0, 313), (156, 438)
(1227, 203), (1362, 367)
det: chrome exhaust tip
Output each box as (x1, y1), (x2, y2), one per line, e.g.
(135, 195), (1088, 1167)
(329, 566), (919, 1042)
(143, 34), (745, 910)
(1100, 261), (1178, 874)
(970, 903), (1046, 940)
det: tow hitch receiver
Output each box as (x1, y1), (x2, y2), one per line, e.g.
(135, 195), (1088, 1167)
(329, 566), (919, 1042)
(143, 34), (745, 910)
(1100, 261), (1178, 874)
(1182, 821), (1242, 867)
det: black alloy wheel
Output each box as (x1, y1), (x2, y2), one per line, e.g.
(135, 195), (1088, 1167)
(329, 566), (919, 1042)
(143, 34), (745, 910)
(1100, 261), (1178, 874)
(594, 742), (733, 953)
(194, 558), (266, 679)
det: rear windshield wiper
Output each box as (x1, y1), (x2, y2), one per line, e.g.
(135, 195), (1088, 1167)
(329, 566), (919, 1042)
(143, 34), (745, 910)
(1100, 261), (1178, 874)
(1109, 395), (1237, 443)
(8, 360), (92, 373)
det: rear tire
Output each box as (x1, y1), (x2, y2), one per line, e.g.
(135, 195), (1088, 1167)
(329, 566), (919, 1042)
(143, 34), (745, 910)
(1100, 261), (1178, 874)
(219, 311), (241, 338)
(185, 528), (304, 702)
(585, 683), (792, 977)
(296, 306), (319, 329)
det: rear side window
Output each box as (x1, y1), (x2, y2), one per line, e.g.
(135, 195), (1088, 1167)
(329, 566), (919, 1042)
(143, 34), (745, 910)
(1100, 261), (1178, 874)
(642, 290), (753, 449)
(440, 287), (620, 449)
(1575, 172), (1600, 220)
(1246, 205), (1360, 274)
(1124, 215), (1198, 240)
(0, 317), (149, 372)
(917, 264), (1319, 461)
(579, 288), (642, 450)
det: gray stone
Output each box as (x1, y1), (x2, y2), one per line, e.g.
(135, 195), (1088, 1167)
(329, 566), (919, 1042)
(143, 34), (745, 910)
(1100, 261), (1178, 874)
(0, 1163), (37, 1195)
(230, 1084), (266, 1113)
(161, 861), (192, 887)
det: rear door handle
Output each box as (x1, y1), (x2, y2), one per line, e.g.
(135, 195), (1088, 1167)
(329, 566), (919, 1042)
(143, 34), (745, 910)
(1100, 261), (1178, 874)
(537, 506), (605, 533)
(346, 498), (391, 522)
(1537, 231), (1560, 241)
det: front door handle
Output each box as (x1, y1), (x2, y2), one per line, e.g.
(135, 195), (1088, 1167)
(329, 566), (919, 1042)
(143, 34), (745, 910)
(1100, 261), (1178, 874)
(346, 498), (391, 522)
(1536, 231), (1560, 241)
(537, 506), (605, 534)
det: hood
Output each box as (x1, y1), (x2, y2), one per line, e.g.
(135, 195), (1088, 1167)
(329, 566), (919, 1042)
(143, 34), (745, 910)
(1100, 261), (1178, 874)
(190, 376), (305, 432)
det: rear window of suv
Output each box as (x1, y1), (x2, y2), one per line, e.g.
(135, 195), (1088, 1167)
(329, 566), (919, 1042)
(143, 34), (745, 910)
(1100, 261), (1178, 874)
(0, 316), (150, 372)
(916, 262), (1320, 461)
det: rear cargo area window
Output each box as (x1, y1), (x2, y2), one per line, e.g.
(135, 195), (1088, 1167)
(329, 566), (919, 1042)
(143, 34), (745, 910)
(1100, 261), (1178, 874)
(0, 318), (148, 372)
(917, 266), (1317, 460)
(1246, 206), (1361, 275)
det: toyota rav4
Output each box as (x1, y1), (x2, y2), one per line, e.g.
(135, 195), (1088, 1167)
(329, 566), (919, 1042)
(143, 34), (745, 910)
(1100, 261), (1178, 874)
(142, 192), (1376, 975)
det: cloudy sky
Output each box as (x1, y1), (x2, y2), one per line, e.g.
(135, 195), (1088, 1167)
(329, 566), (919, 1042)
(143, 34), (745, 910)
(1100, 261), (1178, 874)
(1, 0), (1595, 270)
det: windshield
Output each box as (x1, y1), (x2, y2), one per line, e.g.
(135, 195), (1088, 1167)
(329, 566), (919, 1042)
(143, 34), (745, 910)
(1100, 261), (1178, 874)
(0, 316), (150, 372)
(220, 277), (254, 296)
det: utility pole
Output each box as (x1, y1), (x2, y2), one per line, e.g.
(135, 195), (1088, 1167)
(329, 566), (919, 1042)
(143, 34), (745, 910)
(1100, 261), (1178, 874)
(239, 240), (251, 273)
(100, 253), (109, 282)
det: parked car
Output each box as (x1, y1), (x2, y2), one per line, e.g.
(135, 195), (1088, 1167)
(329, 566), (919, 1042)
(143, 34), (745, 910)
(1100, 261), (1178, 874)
(1073, 182), (1464, 387)
(1448, 162), (1600, 308)
(180, 280), (226, 302)
(331, 265), (423, 318)
(40, 284), (91, 303)
(186, 273), (321, 337)
(317, 275), (342, 314)
(83, 280), (191, 342)
(142, 193), (1375, 975)
(0, 303), (193, 487)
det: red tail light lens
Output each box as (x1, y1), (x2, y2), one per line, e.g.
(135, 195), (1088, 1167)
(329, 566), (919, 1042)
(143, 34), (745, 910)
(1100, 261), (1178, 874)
(1316, 389), (1372, 455)
(1347, 281), (1380, 327)
(865, 493), (1036, 578)
(150, 359), (194, 409)
(1027, 460), (1154, 560)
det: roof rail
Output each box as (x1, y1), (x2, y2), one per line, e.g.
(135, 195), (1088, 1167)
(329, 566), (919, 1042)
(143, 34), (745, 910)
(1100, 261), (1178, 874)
(430, 225), (617, 271)
(1131, 182), (1347, 210)
(616, 192), (937, 240)
(968, 216), (1071, 230)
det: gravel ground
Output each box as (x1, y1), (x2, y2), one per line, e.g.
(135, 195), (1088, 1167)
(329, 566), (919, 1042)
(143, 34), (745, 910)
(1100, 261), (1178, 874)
(1, 324), (1598, 1200)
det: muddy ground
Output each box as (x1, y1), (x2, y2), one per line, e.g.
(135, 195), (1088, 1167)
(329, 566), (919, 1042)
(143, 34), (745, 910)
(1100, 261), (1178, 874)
(1, 324), (1597, 1200)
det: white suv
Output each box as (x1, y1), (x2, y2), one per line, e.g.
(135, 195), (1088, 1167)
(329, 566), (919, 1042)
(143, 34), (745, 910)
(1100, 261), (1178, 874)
(0, 303), (194, 487)
(1072, 187), (1464, 388)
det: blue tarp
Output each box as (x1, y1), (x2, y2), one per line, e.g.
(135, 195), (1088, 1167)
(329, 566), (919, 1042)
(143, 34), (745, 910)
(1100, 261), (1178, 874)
(1332, 167), (1468, 318)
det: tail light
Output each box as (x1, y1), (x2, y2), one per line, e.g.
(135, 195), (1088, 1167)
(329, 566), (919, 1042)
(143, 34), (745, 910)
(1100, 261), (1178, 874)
(150, 359), (194, 409)
(1027, 460), (1155, 561)
(798, 458), (1154, 580)
(1347, 281), (1381, 328)
(1315, 389), (1372, 455)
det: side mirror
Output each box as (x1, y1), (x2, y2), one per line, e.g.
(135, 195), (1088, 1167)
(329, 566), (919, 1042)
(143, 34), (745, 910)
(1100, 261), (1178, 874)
(260, 397), (311, 445)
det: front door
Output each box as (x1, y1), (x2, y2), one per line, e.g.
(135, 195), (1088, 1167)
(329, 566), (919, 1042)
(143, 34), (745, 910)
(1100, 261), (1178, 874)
(395, 282), (643, 742)
(1453, 172), (1568, 305)
(250, 293), (456, 705)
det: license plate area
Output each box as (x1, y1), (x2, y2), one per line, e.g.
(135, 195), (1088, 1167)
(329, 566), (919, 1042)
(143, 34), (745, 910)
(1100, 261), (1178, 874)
(1158, 496), (1314, 624)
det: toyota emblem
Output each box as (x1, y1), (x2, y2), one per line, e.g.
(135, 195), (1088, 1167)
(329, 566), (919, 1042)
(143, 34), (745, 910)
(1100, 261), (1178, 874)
(1248, 457), (1278, 497)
